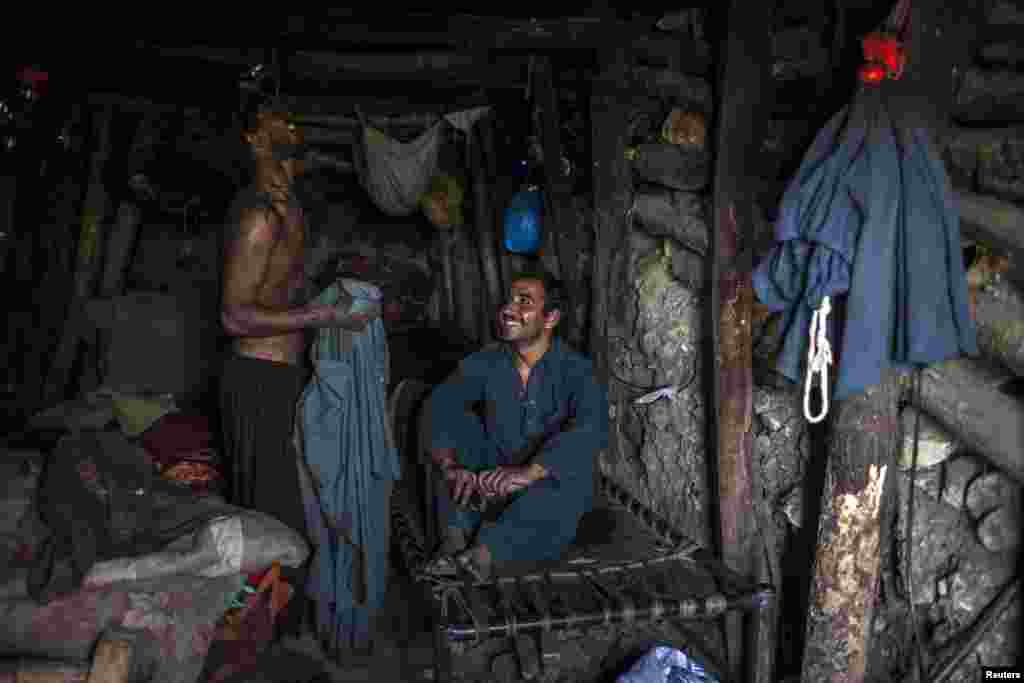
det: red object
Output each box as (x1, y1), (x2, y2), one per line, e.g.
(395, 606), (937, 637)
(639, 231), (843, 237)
(860, 32), (906, 82)
(15, 66), (48, 97)
(859, 63), (887, 84)
(141, 413), (214, 462)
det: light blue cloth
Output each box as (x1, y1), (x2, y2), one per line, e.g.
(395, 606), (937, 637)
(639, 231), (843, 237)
(616, 646), (717, 683)
(299, 279), (401, 654)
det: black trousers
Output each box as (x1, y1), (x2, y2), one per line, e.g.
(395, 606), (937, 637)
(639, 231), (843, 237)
(219, 352), (310, 635)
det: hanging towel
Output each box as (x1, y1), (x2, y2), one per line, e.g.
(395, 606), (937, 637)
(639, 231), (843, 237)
(297, 279), (401, 653)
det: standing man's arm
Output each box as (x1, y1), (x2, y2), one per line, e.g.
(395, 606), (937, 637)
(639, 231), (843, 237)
(221, 208), (373, 336)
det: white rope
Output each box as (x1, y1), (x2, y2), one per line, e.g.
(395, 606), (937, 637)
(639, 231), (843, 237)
(803, 295), (833, 423)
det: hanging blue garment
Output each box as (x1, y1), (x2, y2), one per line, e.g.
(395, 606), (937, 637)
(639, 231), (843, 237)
(752, 85), (977, 401)
(504, 185), (544, 254)
(297, 279), (402, 654)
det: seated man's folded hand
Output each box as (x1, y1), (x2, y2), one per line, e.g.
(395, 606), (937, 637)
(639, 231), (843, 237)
(477, 464), (545, 498)
(443, 465), (479, 506)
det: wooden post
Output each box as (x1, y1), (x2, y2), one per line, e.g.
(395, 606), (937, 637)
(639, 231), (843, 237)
(801, 371), (900, 683)
(469, 124), (503, 343)
(589, 47), (632, 384)
(479, 115), (511, 291)
(534, 56), (583, 349)
(709, 0), (776, 680)
(42, 104), (115, 406)
(437, 229), (457, 329)
(800, 2), (972, 680)
(86, 636), (132, 683)
(0, 175), (14, 279)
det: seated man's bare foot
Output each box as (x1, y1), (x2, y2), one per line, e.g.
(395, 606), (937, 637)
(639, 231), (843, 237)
(456, 543), (492, 582)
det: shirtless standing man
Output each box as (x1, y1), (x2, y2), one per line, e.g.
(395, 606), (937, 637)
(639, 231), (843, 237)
(219, 107), (376, 635)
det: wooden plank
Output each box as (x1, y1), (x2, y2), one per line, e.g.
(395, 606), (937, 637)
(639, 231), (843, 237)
(469, 122), (503, 343)
(534, 56), (583, 349)
(957, 189), (1024, 254)
(631, 142), (711, 191)
(801, 372), (900, 683)
(708, 0), (776, 681)
(447, 14), (691, 54)
(909, 358), (1024, 485)
(588, 48), (633, 385)
(86, 637), (132, 683)
(593, 66), (713, 104)
(802, 1), (969, 681)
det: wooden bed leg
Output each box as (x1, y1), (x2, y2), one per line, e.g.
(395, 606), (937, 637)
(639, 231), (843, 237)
(86, 636), (132, 683)
(433, 622), (453, 683)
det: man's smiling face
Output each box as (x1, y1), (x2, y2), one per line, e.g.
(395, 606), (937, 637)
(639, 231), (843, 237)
(497, 278), (555, 343)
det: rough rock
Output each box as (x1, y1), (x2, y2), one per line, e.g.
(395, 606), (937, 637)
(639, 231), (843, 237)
(941, 456), (985, 510)
(976, 505), (1022, 552)
(965, 471), (1020, 518)
(949, 546), (1017, 617)
(898, 406), (960, 469)
(973, 278), (1024, 377)
(898, 482), (975, 605)
(603, 229), (707, 544)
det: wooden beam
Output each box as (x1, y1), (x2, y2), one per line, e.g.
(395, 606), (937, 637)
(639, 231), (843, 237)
(469, 121), (503, 344)
(632, 190), (709, 255)
(534, 56), (584, 350)
(589, 48), (633, 383)
(957, 190), (1024, 254)
(801, 371), (900, 683)
(631, 142), (711, 191)
(593, 66), (713, 103)
(909, 358), (1024, 486)
(86, 636), (132, 683)
(802, 1), (967, 681)
(447, 14), (689, 54)
(709, 0), (777, 681)
(972, 278), (1024, 378)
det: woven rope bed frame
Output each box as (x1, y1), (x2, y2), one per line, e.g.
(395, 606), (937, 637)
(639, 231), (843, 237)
(391, 471), (774, 682)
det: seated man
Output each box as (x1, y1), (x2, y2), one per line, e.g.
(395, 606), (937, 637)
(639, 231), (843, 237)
(424, 270), (609, 580)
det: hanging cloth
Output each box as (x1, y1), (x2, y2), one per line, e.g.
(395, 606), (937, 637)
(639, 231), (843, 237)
(296, 279), (402, 654)
(353, 119), (444, 216)
(752, 84), (977, 410)
(351, 106), (491, 218)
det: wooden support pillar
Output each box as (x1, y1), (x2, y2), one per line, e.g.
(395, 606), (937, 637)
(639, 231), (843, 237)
(42, 104), (115, 406)
(86, 635), (132, 683)
(709, 0), (776, 680)
(469, 123), (503, 343)
(0, 175), (14, 279)
(438, 230), (457, 330)
(534, 56), (583, 349)
(479, 115), (512, 292)
(801, 371), (900, 683)
(589, 47), (633, 384)
(800, 2), (971, 680)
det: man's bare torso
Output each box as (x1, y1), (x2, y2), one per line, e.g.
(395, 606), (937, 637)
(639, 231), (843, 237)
(229, 189), (307, 364)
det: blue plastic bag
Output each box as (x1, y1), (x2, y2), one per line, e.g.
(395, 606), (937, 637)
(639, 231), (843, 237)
(616, 646), (718, 683)
(503, 186), (543, 254)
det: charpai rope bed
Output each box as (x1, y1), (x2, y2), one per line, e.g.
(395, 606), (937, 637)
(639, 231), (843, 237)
(387, 379), (774, 682)
(392, 477), (775, 681)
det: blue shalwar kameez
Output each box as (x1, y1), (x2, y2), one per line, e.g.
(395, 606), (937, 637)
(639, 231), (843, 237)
(296, 280), (401, 654)
(426, 338), (609, 564)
